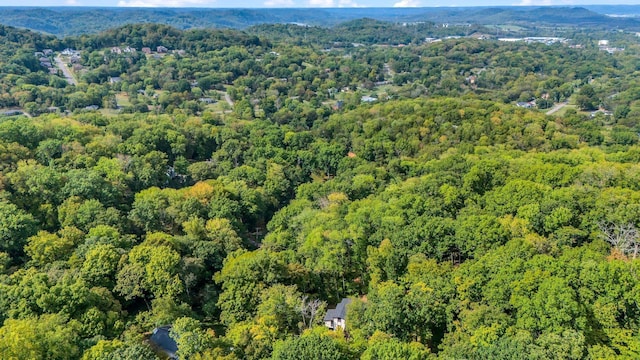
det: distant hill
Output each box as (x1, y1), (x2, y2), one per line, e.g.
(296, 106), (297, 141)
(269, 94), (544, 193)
(583, 5), (640, 17)
(0, 6), (638, 37)
(451, 6), (640, 28)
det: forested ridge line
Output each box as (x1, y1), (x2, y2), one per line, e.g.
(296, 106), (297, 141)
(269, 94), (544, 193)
(0, 6), (639, 37)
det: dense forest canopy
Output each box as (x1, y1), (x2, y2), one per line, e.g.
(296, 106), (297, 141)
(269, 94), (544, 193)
(0, 11), (639, 359)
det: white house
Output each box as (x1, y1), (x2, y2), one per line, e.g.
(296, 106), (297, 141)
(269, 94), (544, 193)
(517, 101), (535, 109)
(199, 98), (215, 104)
(324, 298), (351, 331)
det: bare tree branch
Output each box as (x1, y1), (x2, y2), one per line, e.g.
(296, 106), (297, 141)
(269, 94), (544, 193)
(299, 296), (325, 330)
(599, 222), (639, 259)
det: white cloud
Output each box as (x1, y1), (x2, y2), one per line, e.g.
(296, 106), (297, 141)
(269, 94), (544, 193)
(338, 0), (363, 7)
(65, 0), (79, 4)
(518, 0), (556, 5)
(264, 0), (294, 6)
(308, 0), (333, 7)
(393, 0), (419, 7)
(117, 0), (217, 7)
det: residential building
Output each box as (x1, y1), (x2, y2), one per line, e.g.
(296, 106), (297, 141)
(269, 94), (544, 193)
(149, 326), (178, 359)
(517, 101), (536, 109)
(324, 298), (351, 331)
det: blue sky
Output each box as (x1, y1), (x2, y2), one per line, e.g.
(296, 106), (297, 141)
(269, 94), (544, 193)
(0, 0), (638, 8)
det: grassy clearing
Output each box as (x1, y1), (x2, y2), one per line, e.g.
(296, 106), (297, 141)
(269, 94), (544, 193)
(115, 93), (131, 107)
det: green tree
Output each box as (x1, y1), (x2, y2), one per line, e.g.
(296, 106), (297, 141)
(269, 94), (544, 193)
(0, 314), (81, 360)
(361, 334), (430, 360)
(215, 250), (288, 325)
(0, 200), (37, 259)
(271, 332), (351, 360)
(116, 244), (183, 301)
(25, 230), (76, 266)
(81, 244), (122, 287)
(128, 187), (172, 233)
(257, 284), (304, 334)
(171, 317), (216, 359)
(575, 85), (598, 111)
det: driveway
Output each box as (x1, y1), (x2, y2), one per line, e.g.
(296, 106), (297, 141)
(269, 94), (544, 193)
(546, 102), (568, 115)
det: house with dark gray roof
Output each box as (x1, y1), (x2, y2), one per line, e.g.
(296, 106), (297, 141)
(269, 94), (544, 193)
(2, 110), (22, 116)
(149, 326), (178, 359)
(324, 298), (351, 330)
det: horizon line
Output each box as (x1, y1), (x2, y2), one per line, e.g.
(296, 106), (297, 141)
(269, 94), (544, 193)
(0, 4), (639, 9)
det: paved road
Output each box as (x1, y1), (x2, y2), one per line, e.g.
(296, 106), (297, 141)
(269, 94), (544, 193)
(546, 102), (568, 115)
(224, 92), (234, 107)
(55, 55), (77, 86)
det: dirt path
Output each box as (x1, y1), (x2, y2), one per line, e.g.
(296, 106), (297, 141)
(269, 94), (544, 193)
(383, 63), (394, 78)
